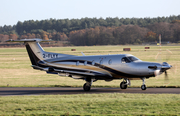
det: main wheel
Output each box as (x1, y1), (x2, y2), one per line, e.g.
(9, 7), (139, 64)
(120, 82), (127, 89)
(141, 85), (146, 90)
(83, 83), (91, 91)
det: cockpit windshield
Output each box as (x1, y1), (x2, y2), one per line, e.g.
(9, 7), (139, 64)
(127, 56), (140, 62)
(121, 56), (140, 63)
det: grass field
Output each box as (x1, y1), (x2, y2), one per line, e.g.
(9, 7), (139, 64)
(0, 94), (180, 115)
(0, 45), (180, 115)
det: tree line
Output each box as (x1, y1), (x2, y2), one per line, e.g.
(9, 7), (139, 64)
(69, 22), (180, 45)
(0, 15), (180, 45)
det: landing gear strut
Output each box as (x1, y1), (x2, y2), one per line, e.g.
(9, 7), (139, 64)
(141, 78), (146, 90)
(120, 79), (130, 89)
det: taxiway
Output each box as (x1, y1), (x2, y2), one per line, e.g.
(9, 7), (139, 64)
(0, 87), (180, 96)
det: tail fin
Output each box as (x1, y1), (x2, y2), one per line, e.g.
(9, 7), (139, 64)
(6, 38), (73, 65)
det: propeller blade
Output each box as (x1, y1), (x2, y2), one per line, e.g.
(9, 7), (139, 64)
(166, 49), (172, 62)
(155, 35), (171, 86)
(164, 70), (170, 86)
(169, 64), (177, 78)
(164, 70), (168, 80)
(155, 52), (162, 63)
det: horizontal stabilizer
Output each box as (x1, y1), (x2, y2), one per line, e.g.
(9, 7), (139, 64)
(31, 65), (45, 70)
(6, 38), (52, 43)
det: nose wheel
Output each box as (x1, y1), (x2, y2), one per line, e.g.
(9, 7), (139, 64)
(141, 85), (146, 90)
(141, 78), (146, 90)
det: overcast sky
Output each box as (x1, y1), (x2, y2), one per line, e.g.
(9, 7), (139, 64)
(0, 0), (180, 26)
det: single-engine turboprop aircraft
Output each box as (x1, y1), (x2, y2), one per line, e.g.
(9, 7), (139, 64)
(6, 39), (172, 91)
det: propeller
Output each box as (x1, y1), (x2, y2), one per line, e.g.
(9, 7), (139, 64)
(166, 49), (172, 62)
(164, 70), (170, 85)
(154, 35), (172, 85)
(163, 49), (177, 82)
(170, 64), (177, 77)
(153, 65), (171, 86)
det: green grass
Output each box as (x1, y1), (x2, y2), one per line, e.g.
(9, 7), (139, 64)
(0, 93), (180, 115)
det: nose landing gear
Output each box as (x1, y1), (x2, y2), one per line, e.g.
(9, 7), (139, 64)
(141, 85), (146, 90)
(141, 77), (146, 90)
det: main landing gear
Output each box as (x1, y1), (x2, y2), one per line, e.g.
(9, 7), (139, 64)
(83, 77), (95, 91)
(120, 79), (131, 89)
(83, 83), (91, 91)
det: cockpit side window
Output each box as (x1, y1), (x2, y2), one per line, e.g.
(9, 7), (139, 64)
(121, 57), (131, 63)
(127, 56), (139, 62)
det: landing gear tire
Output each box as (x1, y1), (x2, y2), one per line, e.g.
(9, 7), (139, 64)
(83, 83), (91, 91)
(120, 82), (127, 89)
(141, 85), (146, 90)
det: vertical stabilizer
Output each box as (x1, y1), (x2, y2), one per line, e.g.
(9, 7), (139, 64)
(25, 42), (41, 65)
(6, 38), (74, 66)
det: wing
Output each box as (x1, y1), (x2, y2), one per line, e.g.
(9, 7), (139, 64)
(32, 65), (112, 79)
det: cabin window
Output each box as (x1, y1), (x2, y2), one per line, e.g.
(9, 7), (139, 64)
(108, 59), (112, 65)
(100, 60), (103, 65)
(76, 61), (79, 66)
(92, 60), (95, 65)
(121, 57), (131, 63)
(84, 61), (87, 66)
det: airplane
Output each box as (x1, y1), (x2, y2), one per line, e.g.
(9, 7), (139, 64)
(6, 38), (172, 91)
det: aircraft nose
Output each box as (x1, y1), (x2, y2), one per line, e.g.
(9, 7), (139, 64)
(148, 62), (171, 70)
(161, 62), (172, 69)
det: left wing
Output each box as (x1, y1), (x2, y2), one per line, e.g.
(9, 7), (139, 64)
(32, 65), (112, 78)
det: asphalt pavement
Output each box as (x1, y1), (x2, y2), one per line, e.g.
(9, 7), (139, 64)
(0, 87), (180, 96)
